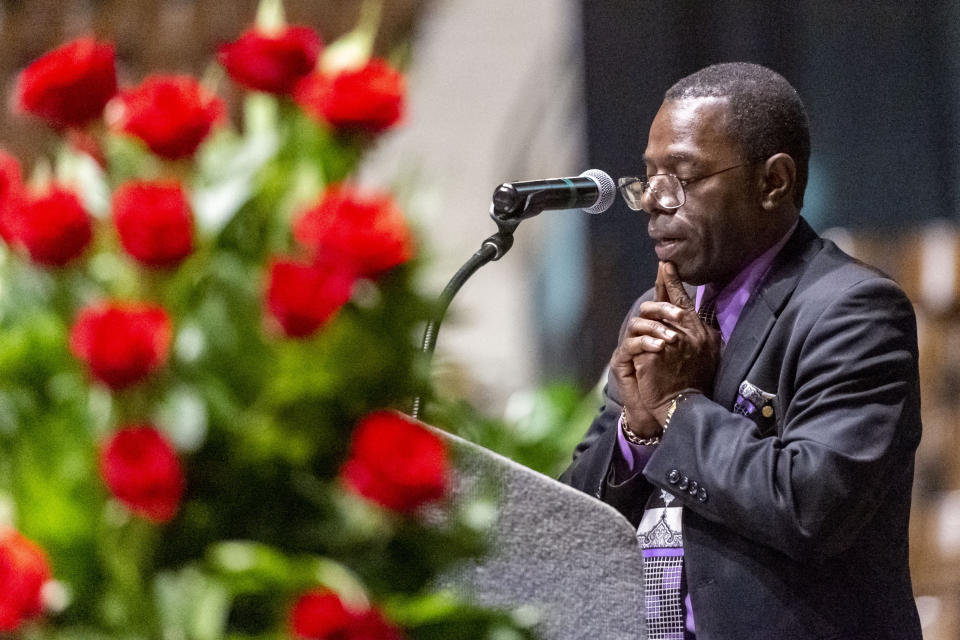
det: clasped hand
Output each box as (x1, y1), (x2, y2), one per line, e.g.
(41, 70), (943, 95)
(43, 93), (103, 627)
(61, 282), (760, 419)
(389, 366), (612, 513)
(610, 262), (721, 437)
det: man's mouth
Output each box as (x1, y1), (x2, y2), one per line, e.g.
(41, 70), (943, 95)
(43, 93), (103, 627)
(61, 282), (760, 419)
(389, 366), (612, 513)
(653, 237), (683, 261)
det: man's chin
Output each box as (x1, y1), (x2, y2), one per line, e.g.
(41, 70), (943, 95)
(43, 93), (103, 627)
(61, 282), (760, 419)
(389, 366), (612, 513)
(671, 262), (708, 286)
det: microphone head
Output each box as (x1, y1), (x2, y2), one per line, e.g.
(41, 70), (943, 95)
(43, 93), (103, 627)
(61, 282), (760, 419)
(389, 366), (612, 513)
(579, 169), (616, 214)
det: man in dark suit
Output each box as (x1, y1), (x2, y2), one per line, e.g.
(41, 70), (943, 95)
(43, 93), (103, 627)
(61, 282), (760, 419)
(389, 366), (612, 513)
(560, 63), (922, 639)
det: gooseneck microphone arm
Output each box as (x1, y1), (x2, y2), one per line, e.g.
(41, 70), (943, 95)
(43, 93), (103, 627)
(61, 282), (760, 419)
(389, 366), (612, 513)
(410, 214), (519, 420)
(410, 169), (615, 420)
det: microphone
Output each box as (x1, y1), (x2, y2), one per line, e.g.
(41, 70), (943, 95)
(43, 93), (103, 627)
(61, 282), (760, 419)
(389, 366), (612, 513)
(490, 169), (616, 219)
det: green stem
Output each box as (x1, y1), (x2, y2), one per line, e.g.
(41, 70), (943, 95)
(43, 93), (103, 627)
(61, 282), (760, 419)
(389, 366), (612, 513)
(98, 511), (162, 634)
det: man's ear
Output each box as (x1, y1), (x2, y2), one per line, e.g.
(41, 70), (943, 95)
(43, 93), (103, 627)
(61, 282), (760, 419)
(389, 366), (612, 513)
(760, 153), (796, 211)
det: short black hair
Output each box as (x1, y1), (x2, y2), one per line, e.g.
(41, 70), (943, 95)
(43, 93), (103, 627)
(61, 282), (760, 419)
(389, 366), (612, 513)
(665, 62), (810, 209)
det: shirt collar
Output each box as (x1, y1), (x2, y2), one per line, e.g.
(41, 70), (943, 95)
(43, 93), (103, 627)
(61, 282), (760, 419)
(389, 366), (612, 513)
(695, 220), (798, 343)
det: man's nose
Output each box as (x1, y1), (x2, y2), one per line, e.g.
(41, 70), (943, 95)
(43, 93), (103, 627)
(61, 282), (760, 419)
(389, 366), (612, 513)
(640, 186), (671, 215)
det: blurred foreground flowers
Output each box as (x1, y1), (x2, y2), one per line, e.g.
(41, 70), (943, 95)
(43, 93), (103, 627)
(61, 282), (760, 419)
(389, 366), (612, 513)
(0, 2), (537, 638)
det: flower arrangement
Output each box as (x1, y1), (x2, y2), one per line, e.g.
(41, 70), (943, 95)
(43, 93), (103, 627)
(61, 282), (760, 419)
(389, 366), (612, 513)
(0, 1), (536, 638)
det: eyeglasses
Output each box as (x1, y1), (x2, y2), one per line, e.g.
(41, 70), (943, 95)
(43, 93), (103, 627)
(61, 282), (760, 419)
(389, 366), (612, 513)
(617, 162), (755, 211)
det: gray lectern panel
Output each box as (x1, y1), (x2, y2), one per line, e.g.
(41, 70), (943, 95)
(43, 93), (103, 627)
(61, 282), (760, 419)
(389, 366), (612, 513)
(433, 428), (647, 640)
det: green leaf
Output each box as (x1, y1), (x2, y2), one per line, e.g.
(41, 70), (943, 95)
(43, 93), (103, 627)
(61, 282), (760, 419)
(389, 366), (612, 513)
(155, 567), (231, 640)
(55, 145), (110, 218)
(192, 125), (280, 235)
(321, 0), (382, 73)
(428, 382), (599, 478)
(254, 0), (286, 33)
(386, 590), (540, 640)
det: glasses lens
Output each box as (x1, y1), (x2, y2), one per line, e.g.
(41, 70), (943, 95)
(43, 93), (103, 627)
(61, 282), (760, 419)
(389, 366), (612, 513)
(617, 177), (645, 211)
(649, 174), (683, 209)
(617, 175), (684, 211)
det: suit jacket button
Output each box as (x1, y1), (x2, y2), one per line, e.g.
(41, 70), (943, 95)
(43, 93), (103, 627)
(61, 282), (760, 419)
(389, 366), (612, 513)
(688, 480), (699, 495)
(678, 476), (689, 491)
(667, 469), (680, 484)
(697, 487), (708, 502)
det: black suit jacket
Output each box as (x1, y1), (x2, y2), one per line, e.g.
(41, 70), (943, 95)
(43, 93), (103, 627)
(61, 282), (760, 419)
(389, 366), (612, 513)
(560, 218), (922, 639)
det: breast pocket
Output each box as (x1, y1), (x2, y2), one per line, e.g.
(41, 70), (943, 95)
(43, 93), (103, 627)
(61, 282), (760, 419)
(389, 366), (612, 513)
(733, 379), (778, 436)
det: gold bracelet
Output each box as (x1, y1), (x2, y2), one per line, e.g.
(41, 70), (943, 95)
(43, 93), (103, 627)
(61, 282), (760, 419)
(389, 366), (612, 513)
(662, 394), (682, 429)
(620, 395), (684, 447)
(620, 407), (662, 446)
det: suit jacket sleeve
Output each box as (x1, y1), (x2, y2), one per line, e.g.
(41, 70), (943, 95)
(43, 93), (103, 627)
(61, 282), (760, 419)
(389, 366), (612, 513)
(643, 275), (921, 561)
(558, 295), (651, 498)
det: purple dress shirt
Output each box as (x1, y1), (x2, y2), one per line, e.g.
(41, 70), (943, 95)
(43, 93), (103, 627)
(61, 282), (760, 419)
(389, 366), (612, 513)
(614, 222), (797, 637)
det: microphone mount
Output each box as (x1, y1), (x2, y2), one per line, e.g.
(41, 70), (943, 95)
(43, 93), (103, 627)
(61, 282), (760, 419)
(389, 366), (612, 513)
(410, 170), (612, 420)
(410, 211), (520, 420)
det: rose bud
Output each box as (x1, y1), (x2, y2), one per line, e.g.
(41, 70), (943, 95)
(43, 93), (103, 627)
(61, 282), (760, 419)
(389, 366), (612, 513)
(14, 186), (92, 267)
(292, 185), (413, 278)
(340, 411), (448, 513)
(265, 258), (355, 338)
(14, 37), (117, 129)
(100, 425), (185, 523)
(0, 527), (53, 632)
(113, 180), (194, 268)
(107, 74), (226, 160)
(294, 58), (404, 134)
(0, 150), (25, 245)
(218, 25), (322, 95)
(69, 302), (172, 390)
(290, 589), (403, 640)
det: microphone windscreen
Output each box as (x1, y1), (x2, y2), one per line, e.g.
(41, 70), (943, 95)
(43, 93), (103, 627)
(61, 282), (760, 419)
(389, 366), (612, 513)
(580, 169), (616, 214)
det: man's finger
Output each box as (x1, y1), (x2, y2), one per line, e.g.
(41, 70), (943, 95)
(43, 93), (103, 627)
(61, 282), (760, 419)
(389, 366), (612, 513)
(614, 336), (667, 363)
(624, 335), (666, 354)
(661, 261), (694, 310)
(624, 317), (679, 342)
(655, 262), (668, 303)
(638, 300), (687, 325)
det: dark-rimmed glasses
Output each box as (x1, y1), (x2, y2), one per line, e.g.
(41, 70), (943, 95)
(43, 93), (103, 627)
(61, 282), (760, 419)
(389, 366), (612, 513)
(617, 162), (755, 211)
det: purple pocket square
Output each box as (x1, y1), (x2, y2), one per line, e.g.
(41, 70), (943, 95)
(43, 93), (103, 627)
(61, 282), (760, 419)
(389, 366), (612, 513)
(734, 380), (776, 419)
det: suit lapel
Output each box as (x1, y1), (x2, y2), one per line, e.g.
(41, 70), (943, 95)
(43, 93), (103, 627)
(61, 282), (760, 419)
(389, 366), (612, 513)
(712, 218), (822, 409)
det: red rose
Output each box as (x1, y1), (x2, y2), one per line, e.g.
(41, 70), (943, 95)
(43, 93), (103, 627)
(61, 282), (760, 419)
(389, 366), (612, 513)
(0, 528), (52, 632)
(106, 74), (226, 159)
(290, 589), (403, 640)
(113, 180), (194, 267)
(265, 258), (355, 338)
(0, 150), (25, 245)
(14, 37), (117, 129)
(293, 185), (413, 277)
(99, 425), (185, 523)
(294, 59), (404, 134)
(10, 186), (92, 266)
(69, 302), (172, 389)
(340, 411), (448, 513)
(218, 25), (322, 95)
